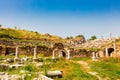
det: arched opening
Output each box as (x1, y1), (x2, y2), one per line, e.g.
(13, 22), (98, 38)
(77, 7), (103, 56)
(61, 51), (66, 58)
(108, 48), (114, 56)
(5, 47), (9, 55)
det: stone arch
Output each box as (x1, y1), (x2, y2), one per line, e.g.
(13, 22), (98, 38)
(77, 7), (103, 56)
(5, 47), (9, 55)
(104, 47), (114, 57)
(108, 48), (114, 56)
(52, 43), (73, 59)
(61, 51), (66, 57)
(52, 48), (72, 59)
(60, 50), (67, 58)
(5, 47), (15, 55)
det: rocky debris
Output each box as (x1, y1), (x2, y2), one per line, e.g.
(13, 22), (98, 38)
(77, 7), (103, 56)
(0, 72), (5, 75)
(6, 58), (14, 63)
(20, 70), (28, 74)
(0, 64), (10, 71)
(0, 73), (24, 80)
(78, 39), (112, 49)
(9, 64), (24, 69)
(39, 75), (54, 80)
(21, 57), (28, 62)
(0, 73), (54, 80)
(53, 43), (64, 50)
(36, 62), (44, 67)
(0, 72), (54, 80)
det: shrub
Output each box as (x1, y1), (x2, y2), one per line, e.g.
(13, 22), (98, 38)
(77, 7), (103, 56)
(23, 64), (39, 72)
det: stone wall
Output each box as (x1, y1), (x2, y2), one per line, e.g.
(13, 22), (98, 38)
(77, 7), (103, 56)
(74, 49), (92, 57)
(0, 45), (52, 57)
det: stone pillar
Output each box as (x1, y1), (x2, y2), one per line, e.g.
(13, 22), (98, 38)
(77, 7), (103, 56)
(92, 52), (96, 60)
(96, 52), (99, 59)
(67, 50), (70, 60)
(110, 52), (113, 57)
(52, 50), (55, 59)
(113, 40), (117, 57)
(14, 46), (20, 62)
(105, 48), (108, 57)
(15, 46), (19, 59)
(33, 47), (37, 59)
(58, 51), (62, 58)
(33, 47), (38, 62)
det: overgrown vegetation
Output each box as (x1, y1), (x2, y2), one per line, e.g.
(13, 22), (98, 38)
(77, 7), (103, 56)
(47, 59), (97, 80)
(90, 57), (120, 80)
(1, 54), (120, 80)
(0, 56), (98, 80)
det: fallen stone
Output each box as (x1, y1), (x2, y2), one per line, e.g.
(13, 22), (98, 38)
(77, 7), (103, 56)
(36, 63), (43, 67)
(10, 64), (24, 69)
(0, 64), (10, 71)
(6, 58), (14, 63)
(46, 70), (63, 78)
(0, 72), (5, 75)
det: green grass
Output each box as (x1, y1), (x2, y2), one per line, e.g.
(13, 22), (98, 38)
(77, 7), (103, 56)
(0, 27), (63, 43)
(90, 57), (120, 80)
(47, 59), (97, 80)
(0, 56), (98, 80)
(62, 62), (98, 80)
(72, 57), (91, 61)
(7, 63), (41, 80)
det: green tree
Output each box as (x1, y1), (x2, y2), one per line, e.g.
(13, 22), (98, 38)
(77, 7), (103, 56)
(90, 35), (97, 40)
(66, 36), (73, 39)
(76, 35), (84, 38)
(14, 26), (17, 29)
(75, 35), (86, 41)
(0, 24), (2, 28)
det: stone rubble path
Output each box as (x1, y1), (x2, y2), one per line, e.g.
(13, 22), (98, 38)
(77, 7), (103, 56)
(76, 61), (103, 80)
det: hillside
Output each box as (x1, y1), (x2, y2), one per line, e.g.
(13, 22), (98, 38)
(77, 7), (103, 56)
(0, 27), (64, 44)
(0, 27), (120, 50)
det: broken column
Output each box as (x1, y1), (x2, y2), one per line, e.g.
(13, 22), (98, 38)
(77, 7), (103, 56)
(33, 47), (37, 59)
(96, 52), (99, 59)
(46, 70), (63, 78)
(52, 50), (55, 59)
(66, 49), (70, 60)
(14, 46), (20, 62)
(113, 40), (117, 57)
(58, 51), (62, 58)
(105, 48), (108, 57)
(33, 46), (38, 62)
(92, 52), (96, 60)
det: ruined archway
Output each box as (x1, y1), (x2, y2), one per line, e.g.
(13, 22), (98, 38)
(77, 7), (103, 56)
(61, 51), (66, 58)
(108, 48), (114, 56)
(52, 43), (73, 59)
(52, 48), (72, 59)
(5, 47), (15, 56)
(104, 47), (114, 57)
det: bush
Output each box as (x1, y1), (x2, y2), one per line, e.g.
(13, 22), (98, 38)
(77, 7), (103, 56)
(23, 64), (39, 72)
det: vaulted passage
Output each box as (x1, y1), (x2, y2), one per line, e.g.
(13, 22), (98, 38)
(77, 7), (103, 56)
(61, 51), (66, 58)
(108, 48), (114, 56)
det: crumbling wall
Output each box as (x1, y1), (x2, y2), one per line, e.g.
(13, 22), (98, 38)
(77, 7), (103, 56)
(0, 45), (52, 57)
(0, 46), (6, 55)
(74, 49), (92, 57)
